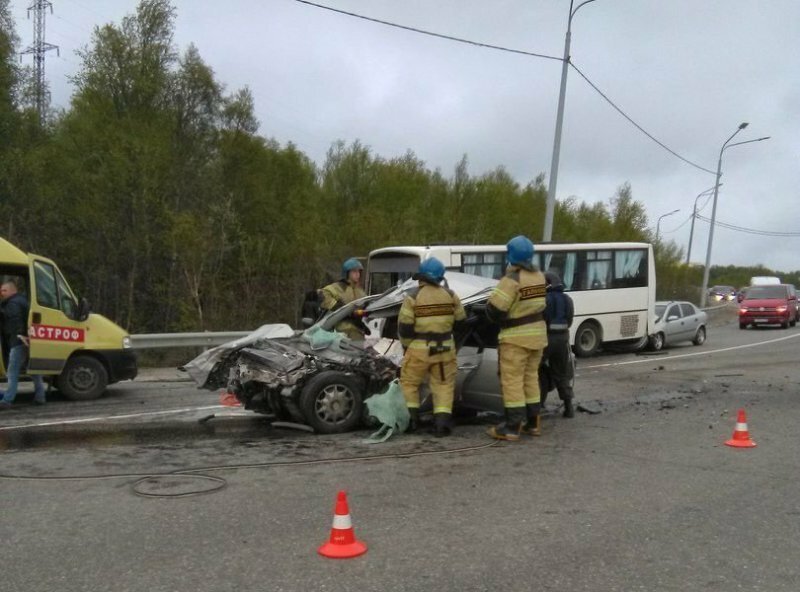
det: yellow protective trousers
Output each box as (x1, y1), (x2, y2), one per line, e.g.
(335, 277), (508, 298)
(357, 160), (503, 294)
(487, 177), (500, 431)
(400, 348), (457, 414)
(498, 342), (543, 408)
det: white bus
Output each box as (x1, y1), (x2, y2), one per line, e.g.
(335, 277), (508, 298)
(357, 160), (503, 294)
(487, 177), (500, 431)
(366, 242), (655, 357)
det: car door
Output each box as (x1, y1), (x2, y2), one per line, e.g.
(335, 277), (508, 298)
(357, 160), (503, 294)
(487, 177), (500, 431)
(662, 303), (686, 345)
(679, 303), (701, 340)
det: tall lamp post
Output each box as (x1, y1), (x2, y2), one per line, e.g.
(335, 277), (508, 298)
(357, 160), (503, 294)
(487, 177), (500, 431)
(699, 123), (770, 308)
(543, 0), (598, 242)
(686, 184), (721, 264)
(655, 209), (680, 242)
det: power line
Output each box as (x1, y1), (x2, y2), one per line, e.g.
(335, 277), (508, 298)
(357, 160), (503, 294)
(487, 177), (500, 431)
(293, 0), (717, 176)
(568, 62), (716, 175)
(293, 0), (561, 61)
(695, 214), (800, 237)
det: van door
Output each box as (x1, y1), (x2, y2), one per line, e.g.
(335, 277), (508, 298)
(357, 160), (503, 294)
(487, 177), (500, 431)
(26, 257), (84, 375)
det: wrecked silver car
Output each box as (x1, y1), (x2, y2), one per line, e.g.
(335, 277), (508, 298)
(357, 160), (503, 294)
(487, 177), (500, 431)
(184, 272), (504, 433)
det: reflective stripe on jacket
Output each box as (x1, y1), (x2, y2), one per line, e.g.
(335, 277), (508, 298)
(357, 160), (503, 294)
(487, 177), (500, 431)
(487, 266), (547, 348)
(397, 283), (466, 354)
(544, 288), (574, 334)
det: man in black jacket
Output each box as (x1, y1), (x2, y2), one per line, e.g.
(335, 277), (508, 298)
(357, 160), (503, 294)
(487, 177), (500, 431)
(539, 271), (576, 418)
(1, 280), (46, 408)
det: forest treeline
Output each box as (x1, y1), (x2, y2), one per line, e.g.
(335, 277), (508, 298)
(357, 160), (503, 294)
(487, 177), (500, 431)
(0, 1), (789, 333)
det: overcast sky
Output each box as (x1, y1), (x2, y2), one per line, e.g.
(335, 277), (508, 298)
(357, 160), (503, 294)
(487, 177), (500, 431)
(11, 0), (800, 271)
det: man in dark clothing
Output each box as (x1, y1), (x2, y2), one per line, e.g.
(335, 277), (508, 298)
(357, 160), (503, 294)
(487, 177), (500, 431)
(539, 271), (575, 418)
(1, 280), (46, 408)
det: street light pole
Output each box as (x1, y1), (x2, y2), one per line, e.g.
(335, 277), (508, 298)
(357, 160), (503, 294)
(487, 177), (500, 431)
(543, 0), (598, 242)
(699, 124), (770, 307)
(656, 209), (680, 242)
(686, 184), (721, 265)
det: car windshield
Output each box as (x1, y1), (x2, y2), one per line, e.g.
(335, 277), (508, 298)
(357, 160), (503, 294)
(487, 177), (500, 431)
(745, 286), (787, 299)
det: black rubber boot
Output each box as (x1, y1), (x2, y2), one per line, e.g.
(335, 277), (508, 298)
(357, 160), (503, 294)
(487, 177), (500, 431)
(522, 403), (542, 436)
(434, 413), (452, 438)
(488, 408), (525, 441)
(406, 408), (419, 433)
(563, 399), (575, 419)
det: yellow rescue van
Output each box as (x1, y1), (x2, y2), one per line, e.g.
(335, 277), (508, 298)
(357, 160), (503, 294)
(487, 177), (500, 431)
(1, 236), (137, 400)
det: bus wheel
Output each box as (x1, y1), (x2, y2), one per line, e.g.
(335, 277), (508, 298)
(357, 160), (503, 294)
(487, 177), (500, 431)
(574, 322), (601, 358)
(58, 355), (109, 401)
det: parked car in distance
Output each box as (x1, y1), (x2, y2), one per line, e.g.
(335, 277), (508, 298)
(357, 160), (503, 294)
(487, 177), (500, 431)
(649, 301), (708, 351)
(708, 285), (737, 301)
(738, 283), (799, 329)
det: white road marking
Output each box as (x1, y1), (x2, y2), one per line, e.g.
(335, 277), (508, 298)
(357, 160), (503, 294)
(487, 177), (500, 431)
(581, 332), (800, 370)
(0, 405), (232, 432)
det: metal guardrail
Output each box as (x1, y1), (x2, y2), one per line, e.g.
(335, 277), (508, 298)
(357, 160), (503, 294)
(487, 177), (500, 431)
(130, 331), (251, 350)
(130, 300), (736, 349)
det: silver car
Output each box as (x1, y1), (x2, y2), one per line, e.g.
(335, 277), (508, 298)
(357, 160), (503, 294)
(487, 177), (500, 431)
(648, 301), (708, 351)
(185, 272), (505, 433)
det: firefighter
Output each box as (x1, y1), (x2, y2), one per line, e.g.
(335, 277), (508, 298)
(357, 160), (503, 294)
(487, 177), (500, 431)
(539, 270), (576, 418)
(398, 257), (466, 437)
(319, 257), (367, 340)
(486, 235), (548, 441)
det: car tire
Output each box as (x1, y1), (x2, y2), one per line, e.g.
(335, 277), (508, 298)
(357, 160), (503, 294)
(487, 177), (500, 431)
(573, 322), (601, 358)
(782, 320), (790, 329)
(739, 323), (747, 330)
(649, 332), (665, 352)
(792, 319), (797, 328)
(692, 326), (706, 346)
(299, 371), (364, 434)
(57, 355), (109, 401)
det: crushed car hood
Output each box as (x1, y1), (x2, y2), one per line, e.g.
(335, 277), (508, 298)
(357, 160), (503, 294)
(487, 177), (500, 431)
(183, 323), (295, 386)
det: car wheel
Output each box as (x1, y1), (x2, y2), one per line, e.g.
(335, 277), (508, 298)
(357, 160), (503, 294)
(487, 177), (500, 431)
(692, 326), (706, 346)
(57, 355), (109, 401)
(782, 320), (790, 329)
(739, 323), (747, 330)
(792, 319), (797, 327)
(649, 332), (665, 351)
(299, 371), (364, 434)
(573, 322), (601, 358)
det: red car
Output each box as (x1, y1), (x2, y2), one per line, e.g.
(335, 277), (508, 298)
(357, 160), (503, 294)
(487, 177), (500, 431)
(738, 284), (799, 329)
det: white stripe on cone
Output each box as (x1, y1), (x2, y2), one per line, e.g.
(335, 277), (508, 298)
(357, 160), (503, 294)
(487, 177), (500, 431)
(332, 514), (352, 529)
(735, 422), (748, 431)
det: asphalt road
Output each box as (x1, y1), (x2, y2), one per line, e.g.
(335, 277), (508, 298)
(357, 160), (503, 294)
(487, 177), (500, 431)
(2, 308), (800, 591)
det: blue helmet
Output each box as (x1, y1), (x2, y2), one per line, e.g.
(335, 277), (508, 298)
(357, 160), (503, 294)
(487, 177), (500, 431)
(341, 257), (363, 279)
(414, 257), (446, 284)
(506, 235), (535, 268)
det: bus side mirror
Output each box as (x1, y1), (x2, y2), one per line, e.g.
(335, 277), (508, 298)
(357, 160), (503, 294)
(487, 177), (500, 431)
(77, 297), (91, 322)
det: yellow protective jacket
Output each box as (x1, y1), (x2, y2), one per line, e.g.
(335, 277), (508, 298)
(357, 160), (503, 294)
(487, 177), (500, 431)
(486, 265), (547, 348)
(397, 282), (466, 358)
(320, 279), (366, 339)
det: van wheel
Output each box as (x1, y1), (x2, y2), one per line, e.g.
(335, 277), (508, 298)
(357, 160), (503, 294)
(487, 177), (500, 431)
(57, 355), (109, 401)
(574, 322), (601, 358)
(299, 371), (364, 434)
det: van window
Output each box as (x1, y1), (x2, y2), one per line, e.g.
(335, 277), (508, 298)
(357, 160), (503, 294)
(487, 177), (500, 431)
(56, 269), (78, 318)
(33, 261), (59, 309)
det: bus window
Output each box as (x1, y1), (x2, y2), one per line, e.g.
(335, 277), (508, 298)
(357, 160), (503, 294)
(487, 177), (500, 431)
(367, 253), (421, 294)
(613, 249), (647, 288)
(541, 252), (578, 291)
(461, 252), (504, 279)
(584, 251), (612, 290)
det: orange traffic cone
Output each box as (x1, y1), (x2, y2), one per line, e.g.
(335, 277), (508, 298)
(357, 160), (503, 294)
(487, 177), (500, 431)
(219, 391), (241, 407)
(725, 408), (756, 448)
(318, 491), (367, 559)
